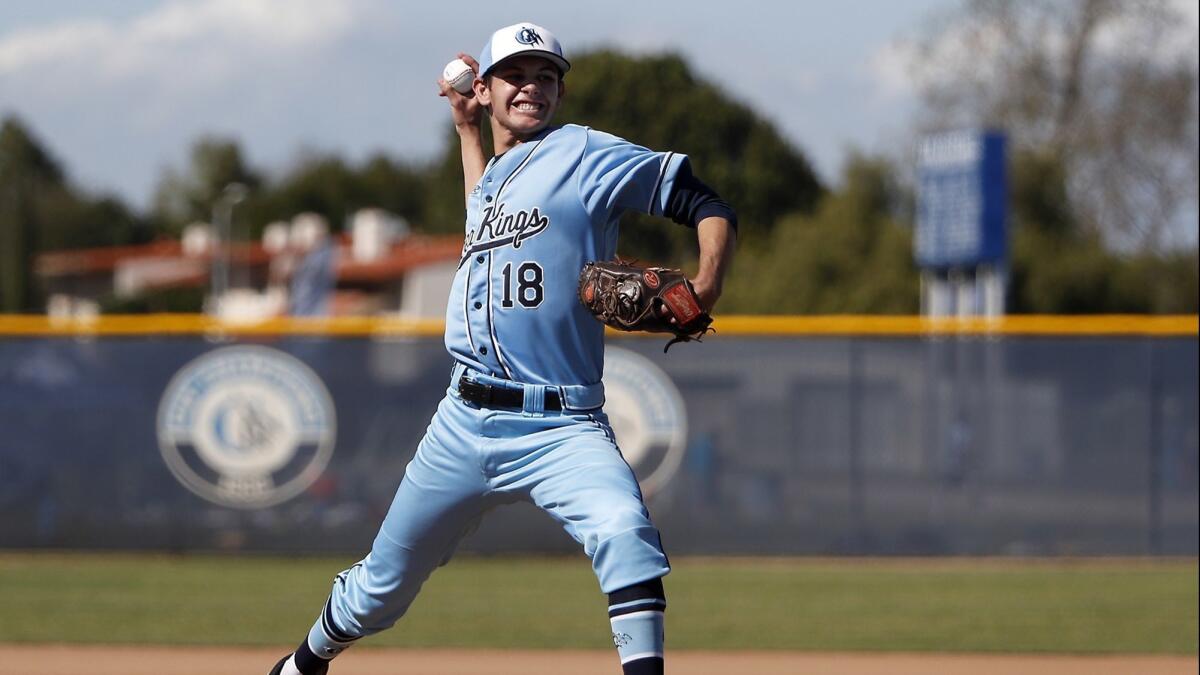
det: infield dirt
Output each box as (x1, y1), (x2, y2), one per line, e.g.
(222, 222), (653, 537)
(7, 645), (1198, 675)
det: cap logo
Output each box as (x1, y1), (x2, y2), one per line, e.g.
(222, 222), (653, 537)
(515, 27), (543, 46)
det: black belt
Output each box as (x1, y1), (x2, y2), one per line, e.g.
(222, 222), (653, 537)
(457, 376), (562, 411)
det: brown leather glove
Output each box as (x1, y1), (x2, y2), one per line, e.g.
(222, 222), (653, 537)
(578, 260), (714, 352)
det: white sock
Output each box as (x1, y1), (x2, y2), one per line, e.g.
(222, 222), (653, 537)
(610, 609), (665, 665)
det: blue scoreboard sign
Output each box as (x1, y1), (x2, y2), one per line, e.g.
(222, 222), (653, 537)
(915, 130), (1008, 269)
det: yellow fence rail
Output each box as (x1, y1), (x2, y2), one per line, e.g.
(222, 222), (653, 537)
(0, 314), (1195, 337)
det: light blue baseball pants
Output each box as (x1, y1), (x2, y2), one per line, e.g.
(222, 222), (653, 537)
(306, 370), (671, 656)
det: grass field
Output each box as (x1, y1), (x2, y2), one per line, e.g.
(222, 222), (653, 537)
(0, 554), (1195, 654)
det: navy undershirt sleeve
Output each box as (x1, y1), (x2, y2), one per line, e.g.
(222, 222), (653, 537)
(664, 159), (738, 231)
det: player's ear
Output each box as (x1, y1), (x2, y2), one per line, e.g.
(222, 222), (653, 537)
(473, 76), (489, 105)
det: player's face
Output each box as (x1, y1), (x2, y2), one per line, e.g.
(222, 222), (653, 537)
(479, 56), (564, 138)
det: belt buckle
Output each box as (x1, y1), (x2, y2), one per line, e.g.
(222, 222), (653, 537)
(458, 376), (491, 405)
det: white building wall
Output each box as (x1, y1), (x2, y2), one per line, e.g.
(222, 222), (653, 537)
(398, 260), (457, 318)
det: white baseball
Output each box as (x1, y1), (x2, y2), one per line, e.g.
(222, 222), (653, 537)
(442, 58), (475, 94)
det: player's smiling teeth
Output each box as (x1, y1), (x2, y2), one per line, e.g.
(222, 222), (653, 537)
(514, 102), (542, 112)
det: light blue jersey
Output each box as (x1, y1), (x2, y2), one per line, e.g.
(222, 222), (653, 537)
(445, 123), (688, 386)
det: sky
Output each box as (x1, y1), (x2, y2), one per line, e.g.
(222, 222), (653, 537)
(1, 0), (972, 211)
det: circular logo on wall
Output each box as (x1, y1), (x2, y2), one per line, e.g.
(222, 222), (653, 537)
(157, 345), (337, 509)
(602, 346), (687, 498)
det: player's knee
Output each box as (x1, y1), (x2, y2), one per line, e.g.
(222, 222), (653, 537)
(585, 506), (654, 556)
(591, 524), (670, 594)
(328, 556), (423, 635)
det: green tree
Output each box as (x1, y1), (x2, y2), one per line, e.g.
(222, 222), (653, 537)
(1110, 251), (1199, 314)
(1, 115), (161, 312)
(723, 155), (918, 314)
(241, 152), (430, 237)
(0, 115), (63, 184)
(357, 153), (429, 224)
(1008, 150), (1199, 312)
(152, 137), (262, 231)
(419, 126), (482, 236)
(248, 154), (361, 234)
(37, 195), (146, 251)
(0, 116), (65, 311)
(98, 286), (204, 314)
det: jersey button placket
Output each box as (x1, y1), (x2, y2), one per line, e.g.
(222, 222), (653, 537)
(476, 264), (490, 359)
(470, 254), (494, 368)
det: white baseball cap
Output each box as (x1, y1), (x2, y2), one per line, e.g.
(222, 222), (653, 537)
(478, 22), (570, 77)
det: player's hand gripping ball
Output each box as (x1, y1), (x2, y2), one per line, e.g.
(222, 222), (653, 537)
(442, 58), (475, 94)
(579, 260), (714, 352)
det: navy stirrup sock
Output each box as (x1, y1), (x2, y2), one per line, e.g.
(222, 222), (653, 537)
(292, 639), (329, 675)
(607, 578), (666, 675)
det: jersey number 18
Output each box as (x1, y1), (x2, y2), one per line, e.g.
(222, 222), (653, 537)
(500, 262), (544, 308)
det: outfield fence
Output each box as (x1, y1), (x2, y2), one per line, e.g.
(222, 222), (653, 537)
(0, 315), (1196, 556)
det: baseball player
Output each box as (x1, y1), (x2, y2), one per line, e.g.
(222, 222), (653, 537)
(270, 21), (737, 675)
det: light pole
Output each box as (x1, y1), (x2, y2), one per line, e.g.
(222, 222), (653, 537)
(209, 182), (247, 314)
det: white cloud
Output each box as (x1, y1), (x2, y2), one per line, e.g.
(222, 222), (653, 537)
(0, 0), (388, 205)
(867, 39), (917, 101)
(0, 0), (362, 85)
(0, 21), (110, 73)
(0, 0), (964, 206)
